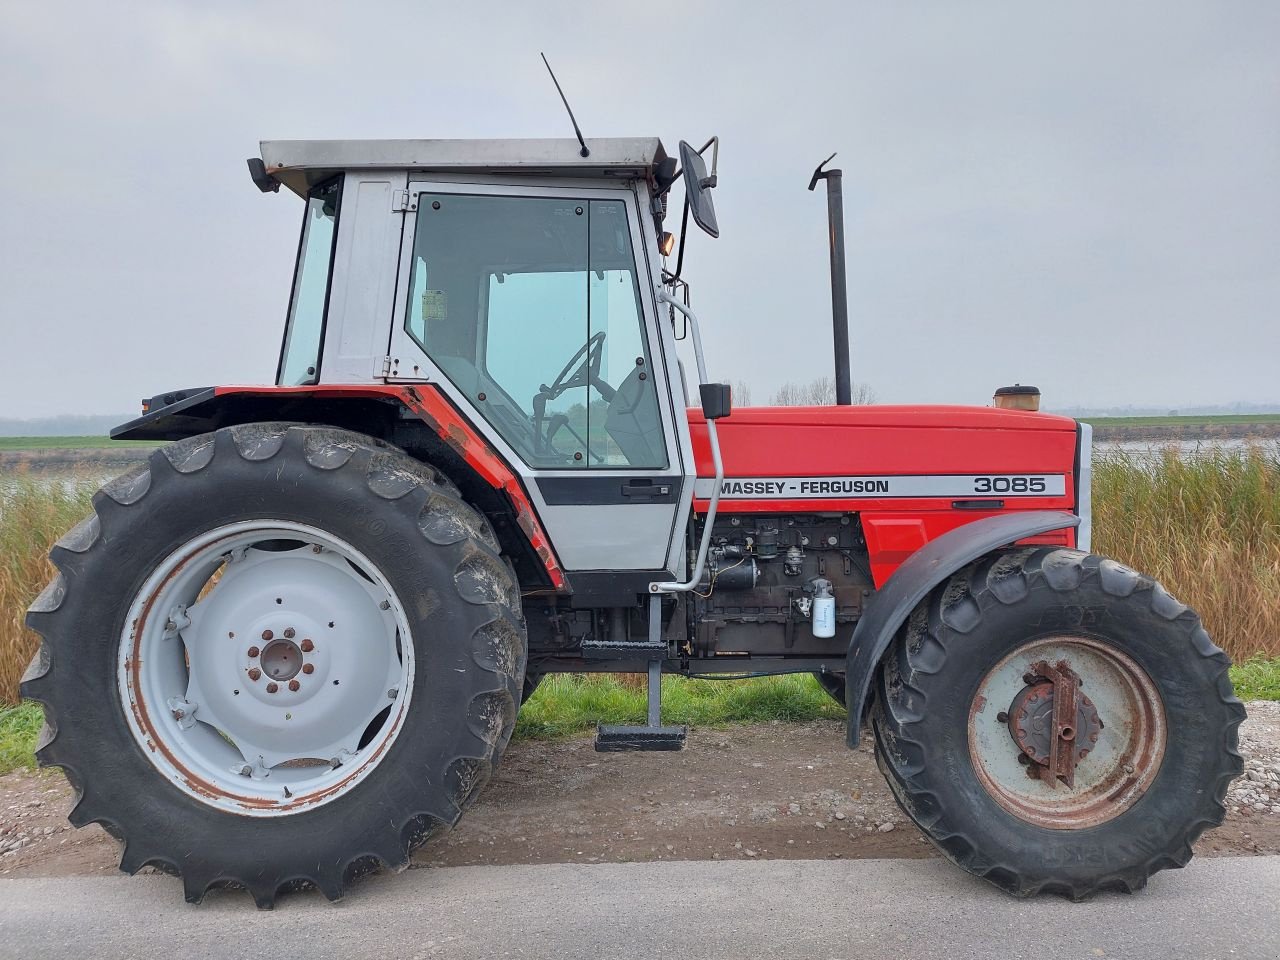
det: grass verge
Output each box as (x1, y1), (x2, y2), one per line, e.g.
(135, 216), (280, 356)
(514, 672), (845, 740)
(1, 444), (1278, 774)
(0, 701), (44, 775)
(3, 660), (1276, 776)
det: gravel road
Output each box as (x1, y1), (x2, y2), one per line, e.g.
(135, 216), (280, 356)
(2, 704), (1276, 884)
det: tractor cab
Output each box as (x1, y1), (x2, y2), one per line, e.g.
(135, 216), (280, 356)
(250, 137), (722, 577)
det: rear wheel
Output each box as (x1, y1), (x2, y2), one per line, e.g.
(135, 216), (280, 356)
(22, 423), (526, 907)
(872, 547), (1244, 898)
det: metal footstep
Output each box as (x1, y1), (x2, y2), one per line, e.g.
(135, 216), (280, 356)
(595, 660), (687, 751)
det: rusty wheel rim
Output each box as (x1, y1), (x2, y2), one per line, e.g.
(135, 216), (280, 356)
(968, 635), (1166, 829)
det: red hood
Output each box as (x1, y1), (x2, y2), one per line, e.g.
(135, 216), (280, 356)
(688, 404), (1078, 479)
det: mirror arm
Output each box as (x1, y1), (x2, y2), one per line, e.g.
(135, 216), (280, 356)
(697, 137), (719, 182)
(650, 290), (722, 595)
(673, 197), (690, 282)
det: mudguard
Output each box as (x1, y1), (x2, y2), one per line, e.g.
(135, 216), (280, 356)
(111, 383), (569, 593)
(845, 510), (1080, 746)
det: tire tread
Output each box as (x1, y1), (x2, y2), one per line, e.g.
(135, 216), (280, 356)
(873, 547), (1245, 899)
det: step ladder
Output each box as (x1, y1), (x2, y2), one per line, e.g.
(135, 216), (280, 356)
(594, 596), (687, 752)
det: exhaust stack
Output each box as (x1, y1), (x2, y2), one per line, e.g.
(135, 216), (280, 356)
(809, 153), (852, 405)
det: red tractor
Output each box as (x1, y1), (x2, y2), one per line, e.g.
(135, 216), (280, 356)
(23, 134), (1242, 907)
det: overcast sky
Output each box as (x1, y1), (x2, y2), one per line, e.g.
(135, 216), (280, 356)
(1, 1), (1276, 419)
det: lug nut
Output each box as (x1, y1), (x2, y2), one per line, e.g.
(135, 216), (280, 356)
(288, 679), (300, 692)
(379, 600), (391, 610)
(284, 627), (296, 639)
(248, 668), (261, 681)
(996, 711), (1009, 723)
(266, 682), (279, 693)
(300, 639), (314, 653)
(302, 663), (315, 675)
(247, 646), (260, 658)
(262, 629), (274, 641)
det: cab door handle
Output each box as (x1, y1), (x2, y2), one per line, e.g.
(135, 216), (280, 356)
(621, 480), (671, 499)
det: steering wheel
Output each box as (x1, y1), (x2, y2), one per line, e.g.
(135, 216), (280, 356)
(546, 332), (610, 401)
(532, 332), (615, 458)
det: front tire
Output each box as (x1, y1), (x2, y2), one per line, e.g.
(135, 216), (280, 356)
(22, 423), (526, 907)
(872, 547), (1244, 898)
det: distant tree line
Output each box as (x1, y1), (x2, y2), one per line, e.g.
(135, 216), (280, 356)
(730, 377), (876, 407)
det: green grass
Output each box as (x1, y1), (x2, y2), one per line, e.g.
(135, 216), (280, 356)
(514, 673), (844, 739)
(0, 702), (43, 774)
(1085, 414), (1280, 428)
(1229, 658), (1280, 702)
(2, 660), (1275, 776)
(0, 436), (164, 451)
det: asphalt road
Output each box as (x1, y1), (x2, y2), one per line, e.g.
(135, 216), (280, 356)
(0, 857), (1276, 960)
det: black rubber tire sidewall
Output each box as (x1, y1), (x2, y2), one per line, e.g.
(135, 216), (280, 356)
(872, 547), (1243, 896)
(23, 424), (526, 904)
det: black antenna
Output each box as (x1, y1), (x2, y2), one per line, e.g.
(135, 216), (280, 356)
(541, 53), (589, 157)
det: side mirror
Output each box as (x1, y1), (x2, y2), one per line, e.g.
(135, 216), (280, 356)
(679, 140), (720, 239)
(699, 382), (732, 420)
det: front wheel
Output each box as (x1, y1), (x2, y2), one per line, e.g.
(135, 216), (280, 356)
(22, 424), (526, 907)
(872, 547), (1244, 898)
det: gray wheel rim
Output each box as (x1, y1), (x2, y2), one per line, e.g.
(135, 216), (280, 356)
(117, 521), (415, 817)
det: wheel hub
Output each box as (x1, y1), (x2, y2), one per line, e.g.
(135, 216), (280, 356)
(260, 637), (303, 682)
(968, 635), (1166, 829)
(1006, 662), (1103, 788)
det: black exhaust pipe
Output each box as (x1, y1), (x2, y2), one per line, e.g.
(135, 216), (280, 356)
(809, 153), (852, 405)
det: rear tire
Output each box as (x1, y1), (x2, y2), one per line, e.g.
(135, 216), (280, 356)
(22, 423), (526, 907)
(871, 547), (1244, 898)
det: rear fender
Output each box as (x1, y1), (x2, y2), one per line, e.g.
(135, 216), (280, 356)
(112, 384), (568, 593)
(845, 510), (1080, 746)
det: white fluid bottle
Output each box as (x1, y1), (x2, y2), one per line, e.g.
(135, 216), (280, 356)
(811, 579), (836, 639)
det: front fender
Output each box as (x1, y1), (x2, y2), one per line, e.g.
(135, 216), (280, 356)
(845, 510), (1080, 746)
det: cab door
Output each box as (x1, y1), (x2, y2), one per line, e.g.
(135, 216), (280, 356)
(385, 180), (691, 576)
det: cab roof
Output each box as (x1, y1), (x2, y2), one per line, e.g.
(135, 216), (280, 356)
(258, 137), (668, 197)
